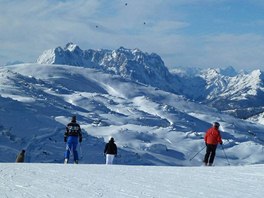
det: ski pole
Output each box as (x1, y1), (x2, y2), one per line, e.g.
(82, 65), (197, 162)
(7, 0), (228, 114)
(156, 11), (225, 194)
(221, 144), (230, 165)
(189, 145), (206, 161)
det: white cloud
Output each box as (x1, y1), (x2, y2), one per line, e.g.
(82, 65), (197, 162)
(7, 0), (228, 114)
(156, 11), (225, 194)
(0, 0), (264, 71)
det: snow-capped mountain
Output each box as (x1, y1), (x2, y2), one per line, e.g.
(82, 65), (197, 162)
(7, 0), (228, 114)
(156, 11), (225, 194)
(1, 62), (264, 166)
(171, 66), (238, 77)
(201, 68), (264, 117)
(37, 43), (179, 94)
(171, 66), (264, 120)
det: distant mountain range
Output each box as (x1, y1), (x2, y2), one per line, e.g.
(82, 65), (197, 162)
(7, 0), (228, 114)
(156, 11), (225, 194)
(37, 43), (179, 94)
(173, 66), (264, 119)
(37, 43), (264, 121)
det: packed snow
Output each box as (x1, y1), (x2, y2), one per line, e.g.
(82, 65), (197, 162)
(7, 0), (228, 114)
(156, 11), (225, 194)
(1, 163), (264, 198)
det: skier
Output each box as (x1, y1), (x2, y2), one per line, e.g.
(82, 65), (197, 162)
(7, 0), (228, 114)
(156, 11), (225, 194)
(16, 149), (25, 163)
(104, 137), (117, 165)
(203, 122), (223, 166)
(64, 115), (82, 164)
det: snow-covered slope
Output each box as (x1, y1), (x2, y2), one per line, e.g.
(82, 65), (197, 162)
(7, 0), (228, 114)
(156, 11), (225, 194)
(248, 112), (264, 125)
(1, 163), (263, 198)
(0, 63), (264, 166)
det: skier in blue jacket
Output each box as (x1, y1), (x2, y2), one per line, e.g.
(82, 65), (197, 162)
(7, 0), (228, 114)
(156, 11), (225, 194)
(64, 115), (82, 164)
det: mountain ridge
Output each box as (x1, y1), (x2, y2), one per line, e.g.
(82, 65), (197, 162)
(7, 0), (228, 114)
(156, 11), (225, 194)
(37, 43), (179, 94)
(37, 43), (264, 121)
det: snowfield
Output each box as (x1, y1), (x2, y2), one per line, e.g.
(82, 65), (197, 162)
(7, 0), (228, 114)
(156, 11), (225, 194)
(0, 163), (263, 198)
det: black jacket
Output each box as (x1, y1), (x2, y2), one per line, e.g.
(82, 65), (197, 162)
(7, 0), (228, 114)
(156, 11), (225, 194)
(104, 140), (117, 155)
(64, 121), (82, 142)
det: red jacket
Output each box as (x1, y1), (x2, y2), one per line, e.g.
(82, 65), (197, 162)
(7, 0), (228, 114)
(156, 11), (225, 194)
(204, 127), (222, 145)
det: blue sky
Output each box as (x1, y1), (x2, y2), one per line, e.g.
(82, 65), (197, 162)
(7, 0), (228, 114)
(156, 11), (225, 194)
(1, 0), (264, 71)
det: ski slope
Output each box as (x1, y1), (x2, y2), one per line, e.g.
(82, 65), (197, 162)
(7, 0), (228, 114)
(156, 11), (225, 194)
(0, 163), (263, 198)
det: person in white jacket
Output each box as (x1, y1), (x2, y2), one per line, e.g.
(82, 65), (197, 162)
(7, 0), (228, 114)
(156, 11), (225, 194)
(104, 137), (117, 164)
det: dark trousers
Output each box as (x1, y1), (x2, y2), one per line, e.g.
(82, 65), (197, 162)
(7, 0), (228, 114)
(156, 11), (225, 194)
(203, 144), (217, 164)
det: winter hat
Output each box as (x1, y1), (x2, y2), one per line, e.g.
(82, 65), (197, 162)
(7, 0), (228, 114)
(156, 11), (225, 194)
(71, 115), (77, 122)
(213, 122), (220, 128)
(109, 136), (114, 142)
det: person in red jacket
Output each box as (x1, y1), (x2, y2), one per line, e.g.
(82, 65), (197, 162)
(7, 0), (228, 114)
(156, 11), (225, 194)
(203, 122), (223, 166)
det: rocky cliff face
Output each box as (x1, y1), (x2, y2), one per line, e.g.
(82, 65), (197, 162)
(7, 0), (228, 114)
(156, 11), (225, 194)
(37, 43), (179, 93)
